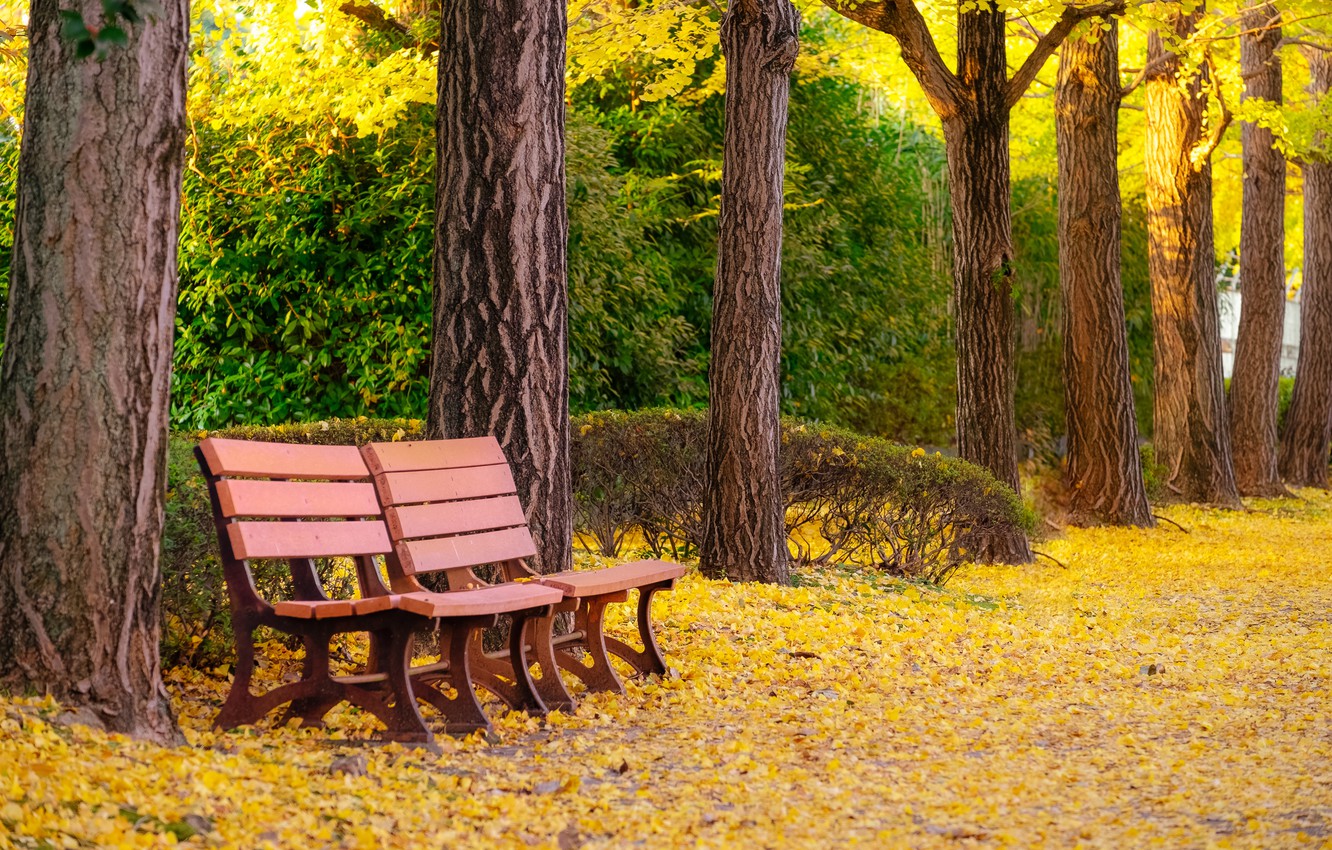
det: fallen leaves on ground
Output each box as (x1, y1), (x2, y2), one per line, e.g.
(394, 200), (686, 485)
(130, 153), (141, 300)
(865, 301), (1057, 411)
(3, 493), (1331, 849)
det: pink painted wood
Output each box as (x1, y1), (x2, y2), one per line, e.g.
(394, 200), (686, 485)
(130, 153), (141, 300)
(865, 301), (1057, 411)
(227, 519), (391, 560)
(386, 495), (527, 540)
(361, 437), (507, 475)
(199, 437), (369, 481)
(215, 479), (381, 519)
(396, 584), (563, 618)
(540, 561), (686, 597)
(398, 526), (538, 575)
(372, 464), (518, 507)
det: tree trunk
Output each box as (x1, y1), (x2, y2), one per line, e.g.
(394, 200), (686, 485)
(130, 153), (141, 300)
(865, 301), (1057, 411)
(0, 0), (187, 743)
(1229, 1), (1289, 497)
(1279, 48), (1332, 488)
(700, 0), (799, 584)
(1143, 8), (1242, 507)
(1055, 23), (1153, 526)
(943, 3), (1032, 563)
(430, 0), (572, 574)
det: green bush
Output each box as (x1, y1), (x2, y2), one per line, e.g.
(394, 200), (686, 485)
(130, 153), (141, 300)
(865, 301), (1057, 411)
(570, 409), (1030, 582)
(1138, 442), (1168, 503)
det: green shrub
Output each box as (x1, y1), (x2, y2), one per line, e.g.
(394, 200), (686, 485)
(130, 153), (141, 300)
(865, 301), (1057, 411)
(1278, 375), (1295, 429)
(161, 438), (228, 667)
(1139, 442), (1168, 503)
(571, 409), (1030, 583)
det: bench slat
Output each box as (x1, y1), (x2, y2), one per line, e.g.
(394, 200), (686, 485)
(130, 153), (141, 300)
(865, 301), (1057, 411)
(216, 479), (380, 519)
(397, 584), (562, 618)
(386, 495), (527, 540)
(227, 520), (390, 560)
(200, 437), (369, 481)
(273, 599), (357, 619)
(362, 438), (507, 476)
(374, 464), (517, 507)
(399, 526), (537, 575)
(539, 560), (687, 598)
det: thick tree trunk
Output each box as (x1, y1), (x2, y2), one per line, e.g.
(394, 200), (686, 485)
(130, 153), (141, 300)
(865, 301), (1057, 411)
(1143, 9), (1242, 507)
(1279, 49), (1332, 488)
(943, 4), (1032, 563)
(700, 0), (799, 584)
(1229, 1), (1289, 497)
(430, 0), (572, 574)
(0, 0), (187, 742)
(1055, 24), (1153, 526)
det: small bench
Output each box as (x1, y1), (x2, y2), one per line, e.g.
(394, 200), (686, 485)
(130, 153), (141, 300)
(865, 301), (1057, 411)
(195, 437), (564, 741)
(360, 437), (686, 705)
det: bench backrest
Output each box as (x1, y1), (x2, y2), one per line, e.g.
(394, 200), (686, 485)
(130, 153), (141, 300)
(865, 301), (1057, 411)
(360, 438), (534, 589)
(196, 437), (392, 609)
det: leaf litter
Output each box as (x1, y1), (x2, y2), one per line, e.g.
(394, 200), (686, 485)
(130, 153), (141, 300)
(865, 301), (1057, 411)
(2, 493), (1331, 848)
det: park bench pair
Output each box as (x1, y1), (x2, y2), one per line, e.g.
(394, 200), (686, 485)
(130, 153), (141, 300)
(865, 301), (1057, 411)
(195, 435), (685, 745)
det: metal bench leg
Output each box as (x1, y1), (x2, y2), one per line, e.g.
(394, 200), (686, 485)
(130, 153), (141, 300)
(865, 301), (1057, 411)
(466, 626), (528, 709)
(603, 582), (673, 678)
(556, 597), (623, 695)
(216, 624), (261, 730)
(376, 625), (433, 744)
(416, 618), (494, 735)
(524, 611), (577, 712)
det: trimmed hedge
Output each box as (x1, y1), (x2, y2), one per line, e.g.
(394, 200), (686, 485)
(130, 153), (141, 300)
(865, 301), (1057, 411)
(160, 412), (1028, 666)
(571, 410), (1031, 582)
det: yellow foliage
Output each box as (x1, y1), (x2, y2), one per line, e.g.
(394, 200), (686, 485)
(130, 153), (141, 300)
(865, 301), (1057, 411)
(190, 0), (435, 140)
(3, 494), (1332, 847)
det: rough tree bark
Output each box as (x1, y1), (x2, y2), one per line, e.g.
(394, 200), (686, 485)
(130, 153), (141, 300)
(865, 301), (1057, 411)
(1229, 1), (1289, 497)
(942, 2), (1032, 563)
(0, 0), (187, 742)
(1056, 22), (1153, 526)
(816, 0), (1123, 563)
(430, 0), (572, 574)
(1279, 48), (1332, 487)
(701, 0), (799, 584)
(1143, 7), (1242, 507)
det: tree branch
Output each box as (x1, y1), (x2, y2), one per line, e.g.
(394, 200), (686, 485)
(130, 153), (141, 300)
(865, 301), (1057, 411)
(1191, 52), (1234, 171)
(339, 1), (411, 39)
(819, 0), (963, 118)
(1006, 0), (1127, 110)
(1120, 51), (1171, 99)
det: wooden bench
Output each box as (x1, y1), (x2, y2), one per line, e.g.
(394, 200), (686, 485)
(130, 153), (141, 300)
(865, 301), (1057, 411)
(360, 437), (686, 706)
(195, 437), (565, 740)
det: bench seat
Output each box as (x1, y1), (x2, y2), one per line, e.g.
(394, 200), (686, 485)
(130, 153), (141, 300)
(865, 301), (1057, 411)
(539, 561), (686, 598)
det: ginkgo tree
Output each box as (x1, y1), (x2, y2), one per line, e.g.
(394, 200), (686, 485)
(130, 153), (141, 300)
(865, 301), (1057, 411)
(817, 0), (1127, 562)
(1056, 15), (1154, 527)
(1280, 38), (1332, 486)
(0, 0), (189, 743)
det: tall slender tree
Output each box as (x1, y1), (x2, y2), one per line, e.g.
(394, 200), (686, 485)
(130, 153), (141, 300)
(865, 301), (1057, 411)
(1056, 20), (1153, 526)
(819, 0), (1123, 562)
(0, 0), (188, 742)
(429, 0), (572, 574)
(1279, 46), (1332, 487)
(1144, 5), (1242, 507)
(700, 0), (799, 584)
(1229, 1), (1290, 497)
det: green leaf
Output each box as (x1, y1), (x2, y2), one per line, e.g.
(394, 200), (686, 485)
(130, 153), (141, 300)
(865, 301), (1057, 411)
(99, 27), (129, 47)
(59, 10), (90, 42)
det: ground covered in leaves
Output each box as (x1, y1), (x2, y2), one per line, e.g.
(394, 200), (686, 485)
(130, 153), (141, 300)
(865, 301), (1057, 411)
(3, 494), (1331, 849)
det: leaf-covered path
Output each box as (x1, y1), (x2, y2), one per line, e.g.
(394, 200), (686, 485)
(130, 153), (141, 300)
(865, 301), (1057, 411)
(3, 495), (1330, 848)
